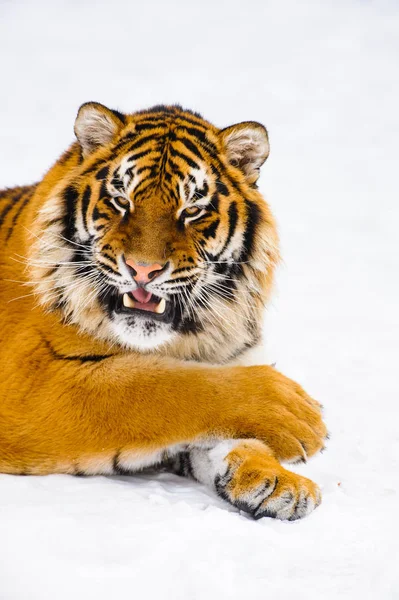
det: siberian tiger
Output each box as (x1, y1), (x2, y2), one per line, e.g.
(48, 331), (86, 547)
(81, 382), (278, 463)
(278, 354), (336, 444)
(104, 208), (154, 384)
(0, 103), (327, 520)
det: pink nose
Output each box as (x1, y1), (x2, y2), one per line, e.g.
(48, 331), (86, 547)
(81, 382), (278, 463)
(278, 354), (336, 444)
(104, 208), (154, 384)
(125, 258), (166, 283)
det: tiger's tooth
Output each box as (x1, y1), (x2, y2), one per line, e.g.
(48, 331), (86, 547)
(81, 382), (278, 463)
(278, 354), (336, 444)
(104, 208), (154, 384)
(123, 293), (136, 308)
(155, 298), (166, 314)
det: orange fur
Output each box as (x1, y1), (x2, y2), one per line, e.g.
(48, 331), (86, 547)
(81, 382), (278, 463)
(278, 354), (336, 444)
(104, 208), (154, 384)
(0, 104), (327, 519)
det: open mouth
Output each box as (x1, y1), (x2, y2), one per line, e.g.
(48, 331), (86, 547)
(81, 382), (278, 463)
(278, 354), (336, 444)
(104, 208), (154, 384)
(111, 287), (173, 322)
(122, 288), (166, 314)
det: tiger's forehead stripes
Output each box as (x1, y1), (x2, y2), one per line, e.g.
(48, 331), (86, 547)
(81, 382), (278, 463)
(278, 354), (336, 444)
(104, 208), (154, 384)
(107, 124), (217, 209)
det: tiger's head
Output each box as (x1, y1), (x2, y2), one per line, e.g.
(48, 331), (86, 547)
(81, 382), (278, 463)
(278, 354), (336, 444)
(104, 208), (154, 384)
(30, 103), (279, 363)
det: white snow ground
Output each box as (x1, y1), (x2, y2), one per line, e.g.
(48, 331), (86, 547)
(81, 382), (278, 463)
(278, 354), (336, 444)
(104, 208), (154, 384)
(0, 1), (398, 598)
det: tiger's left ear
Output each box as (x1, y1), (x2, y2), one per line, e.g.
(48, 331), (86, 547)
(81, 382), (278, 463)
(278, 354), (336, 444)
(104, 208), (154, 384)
(220, 122), (269, 185)
(74, 102), (126, 157)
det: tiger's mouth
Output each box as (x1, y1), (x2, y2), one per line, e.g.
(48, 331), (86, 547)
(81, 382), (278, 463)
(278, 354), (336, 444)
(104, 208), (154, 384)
(111, 288), (174, 322)
(122, 290), (166, 314)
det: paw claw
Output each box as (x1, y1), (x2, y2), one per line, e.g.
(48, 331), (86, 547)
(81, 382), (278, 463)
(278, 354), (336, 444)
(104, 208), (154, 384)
(215, 442), (322, 522)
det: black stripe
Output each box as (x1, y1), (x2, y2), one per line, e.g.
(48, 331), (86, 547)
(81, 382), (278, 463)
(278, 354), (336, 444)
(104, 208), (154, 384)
(227, 201), (238, 243)
(126, 148), (153, 162)
(5, 190), (34, 241)
(63, 186), (79, 240)
(81, 185), (92, 234)
(166, 159), (184, 181)
(163, 181), (180, 205)
(136, 164), (157, 177)
(202, 218), (220, 239)
(98, 261), (120, 276)
(163, 274), (199, 286)
(195, 181), (209, 198)
(175, 115), (207, 128)
(171, 266), (195, 275)
(208, 193), (220, 213)
(93, 223), (107, 232)
(129, 176), (154, 199)
(180, 127), (218, 158)
(126, 134), (159, 154)
(216, 181), (229, 196)
(135, 122), (164, 132)
(43, 338), (114, 362)
(180, 126), (208, 144)
(169, 146), (199, 170)
(99, 178), (108, 199)
(177, 314), (204, 335)
(102, 197), (123, 215)
(211, 165), (236, 193)
(137, 109), (206, 128)
(81, 158), (107, 176)
(135, 115), (169, 124)
(95, 166), (110, 181)
(68, 354), (114, 363)
(92, 206), (111, 221)
(111, 132), (136, 153)
(111, 177), (125, 190)
(0, 188), (13, 201)
(216, 201), (238, 259)
(241, 200), (261, 260)
(111, 108), (126, 124)
(172, 451), (194, 478)
(0, 189), (27, 228)
(101, 252), (117, 265)
(178, 136), (205, 161)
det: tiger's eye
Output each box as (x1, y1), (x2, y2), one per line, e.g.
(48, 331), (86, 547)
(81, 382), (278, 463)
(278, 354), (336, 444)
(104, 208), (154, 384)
(113, 196), (130, 210)
(182, 206), (202, 219)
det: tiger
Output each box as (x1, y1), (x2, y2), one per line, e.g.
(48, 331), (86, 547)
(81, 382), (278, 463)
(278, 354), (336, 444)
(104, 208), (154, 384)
(0, 102), (327, 521)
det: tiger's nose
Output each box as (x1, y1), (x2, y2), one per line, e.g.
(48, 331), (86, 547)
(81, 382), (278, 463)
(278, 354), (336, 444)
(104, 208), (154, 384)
(125, 258), (168, 283)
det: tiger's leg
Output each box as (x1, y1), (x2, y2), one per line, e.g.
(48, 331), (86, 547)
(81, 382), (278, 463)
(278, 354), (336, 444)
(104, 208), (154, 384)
(170, 440), (321, 521)
(0, 353), (327, 489)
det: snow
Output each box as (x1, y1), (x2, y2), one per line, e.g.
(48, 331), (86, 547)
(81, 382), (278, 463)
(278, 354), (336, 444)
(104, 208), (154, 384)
(1, 0), (398, 598)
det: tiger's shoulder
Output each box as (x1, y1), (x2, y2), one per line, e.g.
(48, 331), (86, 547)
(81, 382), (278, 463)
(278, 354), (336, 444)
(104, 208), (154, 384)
(0, 184), (37, 247)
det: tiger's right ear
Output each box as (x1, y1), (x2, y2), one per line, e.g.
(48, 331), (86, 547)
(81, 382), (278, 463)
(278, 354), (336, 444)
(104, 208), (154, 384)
(220, 121), (269, 185)
(74, 102), (126, 157)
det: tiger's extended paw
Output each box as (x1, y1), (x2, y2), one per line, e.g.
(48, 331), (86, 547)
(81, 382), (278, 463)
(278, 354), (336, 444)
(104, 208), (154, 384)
(235, 365), (329, 464)
(211, 440), (321, 521)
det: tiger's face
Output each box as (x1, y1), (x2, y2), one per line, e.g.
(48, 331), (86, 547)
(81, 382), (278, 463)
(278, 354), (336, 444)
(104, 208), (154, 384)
(31, 103), (279, 362)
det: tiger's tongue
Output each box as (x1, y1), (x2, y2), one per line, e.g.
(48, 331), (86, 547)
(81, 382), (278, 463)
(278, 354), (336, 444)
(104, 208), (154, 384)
(131, 288), (152, 303)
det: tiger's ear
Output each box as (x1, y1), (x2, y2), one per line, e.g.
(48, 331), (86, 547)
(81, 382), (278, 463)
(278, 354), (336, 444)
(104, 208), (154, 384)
(220, 122), (269, 185)
(74, 102), (126, 157)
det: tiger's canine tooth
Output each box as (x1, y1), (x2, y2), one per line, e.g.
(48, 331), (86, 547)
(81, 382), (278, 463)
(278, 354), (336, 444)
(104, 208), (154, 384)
(123, 293), (136, 308)
(155, 298), (166, 314)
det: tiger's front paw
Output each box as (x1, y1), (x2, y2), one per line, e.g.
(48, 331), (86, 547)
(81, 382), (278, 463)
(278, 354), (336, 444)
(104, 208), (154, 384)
(212, 440), (321, 521)
(235, 365), (328, 464)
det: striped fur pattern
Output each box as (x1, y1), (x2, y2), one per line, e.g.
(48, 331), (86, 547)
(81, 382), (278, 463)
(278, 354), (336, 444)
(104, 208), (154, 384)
(0, 103), (328, 521)
(176, 440), (321, 521)
(28, 103), (279, 362)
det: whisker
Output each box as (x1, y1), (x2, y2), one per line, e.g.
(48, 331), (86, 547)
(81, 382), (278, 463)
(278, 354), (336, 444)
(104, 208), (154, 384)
(45, 230), (91, 250)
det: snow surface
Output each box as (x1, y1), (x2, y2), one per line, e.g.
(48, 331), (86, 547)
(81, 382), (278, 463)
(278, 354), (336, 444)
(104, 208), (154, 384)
(1, 1), (398, 598)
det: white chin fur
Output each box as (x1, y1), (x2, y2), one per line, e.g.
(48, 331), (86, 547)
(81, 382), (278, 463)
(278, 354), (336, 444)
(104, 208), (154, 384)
(110, 318), (175, 350)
